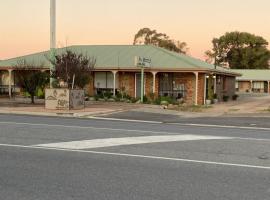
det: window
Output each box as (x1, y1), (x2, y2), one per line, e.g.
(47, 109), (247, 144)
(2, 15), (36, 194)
(94, 72), (118, 89)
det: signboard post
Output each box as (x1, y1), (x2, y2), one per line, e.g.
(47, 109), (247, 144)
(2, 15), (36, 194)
(135, 56), (151, 103)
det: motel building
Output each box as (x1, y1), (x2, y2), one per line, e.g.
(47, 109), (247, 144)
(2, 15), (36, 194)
(0, 45), (239, 105)
(232, 69), (270, 94)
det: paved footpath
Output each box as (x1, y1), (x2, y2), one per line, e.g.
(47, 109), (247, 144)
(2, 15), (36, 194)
(0, 114), (270, 200)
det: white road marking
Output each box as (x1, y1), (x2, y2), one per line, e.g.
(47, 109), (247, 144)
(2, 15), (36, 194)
(169, 122), (270, 131)
(33, 135), (232, 150)
(0, 143), (269, 170)
(90, 116), (270, 131)
(89, 116), (162, 124)
(0, 121), (180, 135)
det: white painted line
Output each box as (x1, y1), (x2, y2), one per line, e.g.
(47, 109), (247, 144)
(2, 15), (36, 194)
(1, 121), (270, 142)
(89, 116), (162, 124)
(89, 116), (270, 131)
(0, 121), (179, 135)
(0, 143), (269, 170)
(34, 135), (232, 150)
(169, 122), (270, 131)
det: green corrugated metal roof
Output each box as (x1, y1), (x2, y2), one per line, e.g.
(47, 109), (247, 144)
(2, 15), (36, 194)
(0, 45), (235, 74)
(232, 69), (270, 81)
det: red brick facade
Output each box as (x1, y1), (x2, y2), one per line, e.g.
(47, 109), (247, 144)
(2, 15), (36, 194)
(118, 72), (135, 97)
(216, 75), (236, 100)
(86, 71), (236, 105)
(198, 74), (206, 105)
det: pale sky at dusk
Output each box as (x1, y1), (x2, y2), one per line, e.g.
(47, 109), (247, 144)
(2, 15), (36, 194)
(1, 0), (270, 60)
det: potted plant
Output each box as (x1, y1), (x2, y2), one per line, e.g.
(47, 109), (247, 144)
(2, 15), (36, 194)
(213, 93), (218, 104)
(205, 99), (211, 105)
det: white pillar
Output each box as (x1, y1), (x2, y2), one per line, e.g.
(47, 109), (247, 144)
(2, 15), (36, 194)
(250, 80), (253, 92)
(204, 74), (207, 105)
(151, 71), (157, 94)
(214, 75), (217, 94)
(112, 71), (118, 97)
(8, 69), (13, 98)
(194, 72), (199, 105)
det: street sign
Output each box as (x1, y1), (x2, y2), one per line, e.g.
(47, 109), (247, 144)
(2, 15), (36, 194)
(134, 56), (152, 103)
(135, 56), (151, 68)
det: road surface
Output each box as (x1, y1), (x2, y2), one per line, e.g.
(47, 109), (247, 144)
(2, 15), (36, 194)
(0, 114), (269, 200)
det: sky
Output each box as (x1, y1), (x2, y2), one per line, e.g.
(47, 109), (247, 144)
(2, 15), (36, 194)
(1, 0), (270, 60)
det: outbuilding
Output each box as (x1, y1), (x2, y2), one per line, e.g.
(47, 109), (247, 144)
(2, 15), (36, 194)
(0, 45), (239, 105)
(232, 69), (270, 94)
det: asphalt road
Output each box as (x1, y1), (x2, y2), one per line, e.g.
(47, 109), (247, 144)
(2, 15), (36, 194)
(0, 114), (270, 200)
(102, 110), (270, 128)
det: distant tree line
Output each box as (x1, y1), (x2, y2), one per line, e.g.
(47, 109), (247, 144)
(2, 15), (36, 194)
(205, 31), (270, 69)
(133, 28), (189, 54)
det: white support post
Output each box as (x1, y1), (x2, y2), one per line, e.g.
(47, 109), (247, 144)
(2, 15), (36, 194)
(194, 72), (199, 105)
(8, 69), (12, 98)
(151, 71), (157, 94)
(204, 74), (207, 105)
(112, 71), (118, 97)
(214, 75), (217, 94)
(250, 80), (253, 92)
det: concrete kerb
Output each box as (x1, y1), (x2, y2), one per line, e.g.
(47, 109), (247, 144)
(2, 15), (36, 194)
(0, 108), (123, 118)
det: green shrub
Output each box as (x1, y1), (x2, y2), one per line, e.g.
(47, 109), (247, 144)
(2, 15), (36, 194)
(131, 97), (140, 103)
(161, 96), (176, 104)
(232, 94), (239, 101)
(36, 88), (45, 99)
(94, 94), (102, 101)
(153, 96), (177, 105)
(123, 93), (132, 100)
(223, 95), (229, 102)
(103, 91), (112, 99)
(143, 95), (149, 103)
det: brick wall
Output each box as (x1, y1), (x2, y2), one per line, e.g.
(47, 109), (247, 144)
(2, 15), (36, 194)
(118, 72), (135, 97)
(155, 72), (197, 105)
(197, 73), (205, 105)
(145, 72), (153, 96)
(225, 76), (236, 98)
(216, 75), (236, 100)
(238, 81), (251, 93)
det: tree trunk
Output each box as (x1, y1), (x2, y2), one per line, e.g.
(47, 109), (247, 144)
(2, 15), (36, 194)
(31, 95), (35, 104)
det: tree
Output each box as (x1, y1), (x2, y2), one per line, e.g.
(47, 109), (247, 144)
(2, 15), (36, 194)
(15, 62), (49, 104)
(50, 50), (96, 89)
(133, 28), (188, 54)
(205, 32), (270, 69)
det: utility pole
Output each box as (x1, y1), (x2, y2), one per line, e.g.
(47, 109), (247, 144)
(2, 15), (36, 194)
(50, 0), (56, 88)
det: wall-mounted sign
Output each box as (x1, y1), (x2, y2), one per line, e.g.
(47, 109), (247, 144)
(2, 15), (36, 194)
(135, 56), (151, 68)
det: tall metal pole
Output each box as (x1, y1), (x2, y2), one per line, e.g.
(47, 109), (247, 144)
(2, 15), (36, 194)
(140, 67), (144, 103)
(50, 0), (56, 88)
